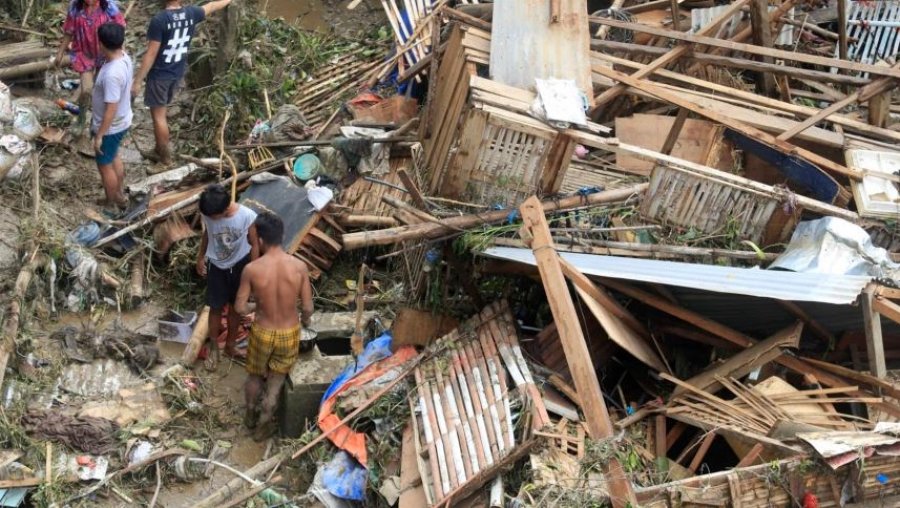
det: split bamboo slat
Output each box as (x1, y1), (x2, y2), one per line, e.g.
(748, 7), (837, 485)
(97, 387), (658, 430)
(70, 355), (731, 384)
(410, 302), (536, 506)
(293, 50), (386, 128)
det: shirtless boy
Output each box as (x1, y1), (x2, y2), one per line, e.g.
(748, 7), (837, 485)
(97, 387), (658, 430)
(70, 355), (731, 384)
(235, 212), (314, 441)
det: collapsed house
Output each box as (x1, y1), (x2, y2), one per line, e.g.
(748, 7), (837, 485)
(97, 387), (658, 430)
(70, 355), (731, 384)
(7, 0), (900, 506)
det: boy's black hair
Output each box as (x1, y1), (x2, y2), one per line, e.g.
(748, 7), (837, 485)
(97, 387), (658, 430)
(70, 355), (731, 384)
(198, 184), (231, 216)
(97, 23), (125, 51)
(255, 212), (284, 247)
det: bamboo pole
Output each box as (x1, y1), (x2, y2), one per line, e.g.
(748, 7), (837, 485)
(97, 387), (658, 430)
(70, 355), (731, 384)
(341, 184), (648, 250)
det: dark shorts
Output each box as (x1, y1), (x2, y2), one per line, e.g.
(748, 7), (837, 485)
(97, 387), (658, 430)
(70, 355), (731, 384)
(206, 254), (251, 310)
(144, 78), (182, 108)
(93, 128), (128, 166)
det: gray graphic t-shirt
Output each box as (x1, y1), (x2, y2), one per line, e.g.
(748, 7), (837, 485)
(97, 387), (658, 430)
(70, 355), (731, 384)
(202, 204), (257, 269)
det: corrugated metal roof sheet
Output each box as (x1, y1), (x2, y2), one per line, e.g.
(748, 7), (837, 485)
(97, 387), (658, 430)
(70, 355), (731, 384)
(482, 247), (873, 305)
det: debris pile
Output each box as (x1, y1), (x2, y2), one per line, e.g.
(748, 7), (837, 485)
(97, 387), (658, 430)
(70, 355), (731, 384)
(7, 0), (900, 506)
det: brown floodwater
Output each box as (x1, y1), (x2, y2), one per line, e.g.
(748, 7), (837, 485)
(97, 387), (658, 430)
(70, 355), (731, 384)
(263, 0), (329, 32)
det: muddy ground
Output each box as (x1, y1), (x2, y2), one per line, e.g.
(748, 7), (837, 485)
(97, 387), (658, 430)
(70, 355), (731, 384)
(0, 0), (388, 506)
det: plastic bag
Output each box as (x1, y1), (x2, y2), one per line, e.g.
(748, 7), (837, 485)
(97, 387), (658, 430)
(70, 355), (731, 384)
(0, 81), (12, 123)
(13, 105), (42, 140)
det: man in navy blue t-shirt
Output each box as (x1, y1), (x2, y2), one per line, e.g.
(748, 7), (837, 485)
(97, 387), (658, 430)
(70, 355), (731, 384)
(133, 0), (232, 166)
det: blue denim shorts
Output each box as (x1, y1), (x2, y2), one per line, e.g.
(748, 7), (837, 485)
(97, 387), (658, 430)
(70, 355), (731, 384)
(94, 128), (128, 165)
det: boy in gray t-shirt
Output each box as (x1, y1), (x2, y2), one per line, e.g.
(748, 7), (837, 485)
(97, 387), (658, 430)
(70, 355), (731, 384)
(91, 23), (133, 208)
(197, 184), (259, 370)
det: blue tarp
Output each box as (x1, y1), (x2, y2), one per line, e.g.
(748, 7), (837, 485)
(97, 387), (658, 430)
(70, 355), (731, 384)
(321, 332), (394, 403)
(320, 333), (395, 501)
(322, 451), (369, 502)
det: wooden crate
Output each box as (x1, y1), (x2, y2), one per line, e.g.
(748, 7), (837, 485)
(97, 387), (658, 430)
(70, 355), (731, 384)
(422, 25), (587, 205)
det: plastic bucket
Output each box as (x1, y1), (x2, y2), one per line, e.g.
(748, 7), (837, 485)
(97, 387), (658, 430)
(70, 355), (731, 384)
(293, 154), (321, 181)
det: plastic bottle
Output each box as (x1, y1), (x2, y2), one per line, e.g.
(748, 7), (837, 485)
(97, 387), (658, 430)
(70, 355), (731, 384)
(55, 98), (80, 116)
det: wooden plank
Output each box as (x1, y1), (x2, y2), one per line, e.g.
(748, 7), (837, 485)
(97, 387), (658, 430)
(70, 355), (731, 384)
(590, 0), (750, 111)
(748, 0), (777, 96)
(776, 62), (900, 141)
(593, 40), (871, 87)
(399, 425), (428, 508)
(391, 308), (460, 349)
(869, 92), (891, 129)
(588, 65), (861, 182)
(614, 114), (725, 175)
(677, 322), (803, 396)
(660, 108), (689, 156)
(736, 442), (764, 467)
(862, 289), (887, 379)
(518, 196), (636, 507)
(590, 15), (900, 80)
(666, 422), (687, 452)
(397, 168), (428, 210)
(574, 285), (667, 372)
(688, 432), (716, 473)
(778, 301), (835, 349)
(558, 257), (649, 338)
(874, 296), (900, 329)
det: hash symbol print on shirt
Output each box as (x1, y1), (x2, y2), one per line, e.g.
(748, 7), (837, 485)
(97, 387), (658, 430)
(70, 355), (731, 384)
(163, 27), (191, 63)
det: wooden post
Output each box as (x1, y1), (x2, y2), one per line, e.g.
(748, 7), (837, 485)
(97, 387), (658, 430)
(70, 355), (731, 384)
(518, 196), (636, 506)
(670, 0), (680, 31)
(654, 414), (668, 473)
(837, 0), (848, 62)
(748, 0), (777, 96)
(868, 92), (891, 128)
(861, 289), (886, 379)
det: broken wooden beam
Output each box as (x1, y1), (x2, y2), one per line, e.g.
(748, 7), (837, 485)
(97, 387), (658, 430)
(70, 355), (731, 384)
(776, 61), (900, 142)
(588, 65), (862, 182)
(341, 184), (648, 250)
(676, 322), (803, 396)
(518, 195), (636, 506)
(180, 306), (211, 367)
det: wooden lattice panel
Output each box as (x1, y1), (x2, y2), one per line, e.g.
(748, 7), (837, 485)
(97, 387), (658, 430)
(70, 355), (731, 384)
(641, 165), (783, 244)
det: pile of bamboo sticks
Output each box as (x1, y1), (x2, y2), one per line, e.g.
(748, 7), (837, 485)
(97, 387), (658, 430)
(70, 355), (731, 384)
(664, 373), (878, 435)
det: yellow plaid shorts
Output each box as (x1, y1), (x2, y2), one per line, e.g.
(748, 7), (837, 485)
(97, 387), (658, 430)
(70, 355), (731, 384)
(246, 323), (300, 376)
